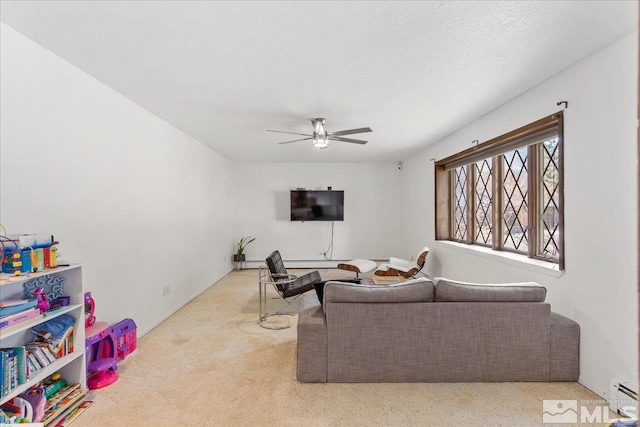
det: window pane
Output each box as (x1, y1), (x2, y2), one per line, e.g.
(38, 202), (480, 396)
(538, 137), (560, 260)
(474, 159), (493, 245)
(452, 166), (468, 240)
(502, 148), (528, 252)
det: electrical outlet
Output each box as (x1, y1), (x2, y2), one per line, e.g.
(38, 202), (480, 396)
(163, 285), (170, 296)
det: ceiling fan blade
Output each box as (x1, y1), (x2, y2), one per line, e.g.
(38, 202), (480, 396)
(278, 138), (313, 145)
(327, 127), (372, 137)
(328, 136), (368, 144)
(267, 130), (313, 137)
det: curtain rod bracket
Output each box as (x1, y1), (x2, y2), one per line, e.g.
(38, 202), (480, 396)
(556, 101), (568, 109)
(472, 140), (479, 148)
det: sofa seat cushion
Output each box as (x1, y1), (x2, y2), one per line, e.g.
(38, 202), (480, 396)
(434, 278), (546, 302)
(324, 277), (434, 305)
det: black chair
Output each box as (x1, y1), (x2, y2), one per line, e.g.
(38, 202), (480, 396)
(259, 250), (322, 329)
(265, 250), (321, 298)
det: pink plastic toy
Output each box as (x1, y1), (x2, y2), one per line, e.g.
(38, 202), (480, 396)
(34, 287), (50, 313)
(112, 318), (137, 363)
(84, 292), (95, 328)
(85, 321), (118, 390)
(84, 292), (118, 390)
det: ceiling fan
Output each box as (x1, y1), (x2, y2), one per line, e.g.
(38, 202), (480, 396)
(267, 118), (372, 149)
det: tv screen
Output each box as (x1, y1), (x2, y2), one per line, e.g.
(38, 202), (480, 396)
(290, 190), (344, 221)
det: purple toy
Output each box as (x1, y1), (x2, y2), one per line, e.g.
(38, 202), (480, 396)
(18, 387), (46, 422)
(84, 292), (95, 328)
(34, 287), (50, 313)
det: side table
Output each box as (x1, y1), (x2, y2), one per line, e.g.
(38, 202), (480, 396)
(258, 266), (297, 330)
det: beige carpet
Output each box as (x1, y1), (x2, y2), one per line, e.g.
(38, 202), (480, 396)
(72, 269), (610, 427)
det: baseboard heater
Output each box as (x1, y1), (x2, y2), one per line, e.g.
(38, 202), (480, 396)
(610, 377), (638, 419)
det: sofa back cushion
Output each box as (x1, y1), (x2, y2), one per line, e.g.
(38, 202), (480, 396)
(324, 277), (434, 304)
(434, 278), (546, 302)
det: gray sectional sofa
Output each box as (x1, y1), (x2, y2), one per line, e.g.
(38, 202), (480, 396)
(297, 277), (580, 383)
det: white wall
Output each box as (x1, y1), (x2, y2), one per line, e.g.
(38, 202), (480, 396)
(0, 23), (236, 336)
(233, 163), (403, 266)
(402, 33), (638, 399)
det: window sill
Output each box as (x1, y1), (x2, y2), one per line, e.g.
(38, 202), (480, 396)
(435, 241), (564, 278)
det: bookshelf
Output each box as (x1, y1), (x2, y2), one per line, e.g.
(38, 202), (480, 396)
(0, 265), (86, 406)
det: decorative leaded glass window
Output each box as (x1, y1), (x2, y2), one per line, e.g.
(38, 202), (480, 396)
(435, 112), (564, 269)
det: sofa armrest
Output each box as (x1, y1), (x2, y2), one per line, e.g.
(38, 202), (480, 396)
(297, 293), (328, 382)
(550, 312), (580, 381)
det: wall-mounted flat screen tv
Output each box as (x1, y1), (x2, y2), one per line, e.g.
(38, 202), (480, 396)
(290, 190), (344, 221)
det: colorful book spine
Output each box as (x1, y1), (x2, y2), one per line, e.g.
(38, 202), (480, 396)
(0, 347), (28, 395)
(0, 298), (30, 308)
(0, 300), (37, 317)
(0, 307), (42, 329)
(27, 351), (42, 371)
(0, 351), (4, 396)
(1, 349), (16, 397)
(26, 344), (52, 368)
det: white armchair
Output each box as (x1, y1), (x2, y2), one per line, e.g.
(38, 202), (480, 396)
(375, 247), (429, 278)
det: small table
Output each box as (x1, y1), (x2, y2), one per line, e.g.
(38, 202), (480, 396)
(258, 267), (297, 330)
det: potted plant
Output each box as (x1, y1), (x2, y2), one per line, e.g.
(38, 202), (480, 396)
(233, 236), (256, 263)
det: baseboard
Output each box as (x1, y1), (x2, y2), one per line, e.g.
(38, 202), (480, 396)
(243, 259), (387, 269)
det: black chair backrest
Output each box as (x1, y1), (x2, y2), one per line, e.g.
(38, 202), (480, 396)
(266, 250), (287, 277)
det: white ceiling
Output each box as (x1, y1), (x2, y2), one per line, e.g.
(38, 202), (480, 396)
(0, 1), (637, 163)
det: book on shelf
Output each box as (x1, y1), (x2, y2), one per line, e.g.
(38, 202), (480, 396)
(46, 395), (88, 426)
(56, 399), (94, 427)
(26, 352), (41, 374)
(0, 347), (27, 398)
(32, 324), (75, 359)
(41, 382), (86, 426)
(51, 326), (74, 356)
(0, 298), (31, 308)
(25, 343), (56, 368)
(0, 299), (37, 317)
(0, 307), (43, 330)
(53, 326), (74, 359)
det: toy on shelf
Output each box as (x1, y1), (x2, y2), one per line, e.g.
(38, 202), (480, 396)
(34, 287), (50, 313)
(0, 237), (21, 276)
(17, 386), (46, 422)
(41, 372), (67, 399)
(0, 225), (61, 279)
(84, 292), (118, 390)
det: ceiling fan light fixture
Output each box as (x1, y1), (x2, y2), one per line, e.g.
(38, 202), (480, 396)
(313, 133), (328, 149)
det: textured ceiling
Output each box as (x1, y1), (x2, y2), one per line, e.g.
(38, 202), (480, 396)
(0, 1), (637, 163)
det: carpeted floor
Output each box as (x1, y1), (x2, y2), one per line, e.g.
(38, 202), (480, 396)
(73, 269), (610, 427)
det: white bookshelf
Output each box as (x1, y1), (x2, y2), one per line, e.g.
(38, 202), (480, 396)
(0, 264), (86, 406)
